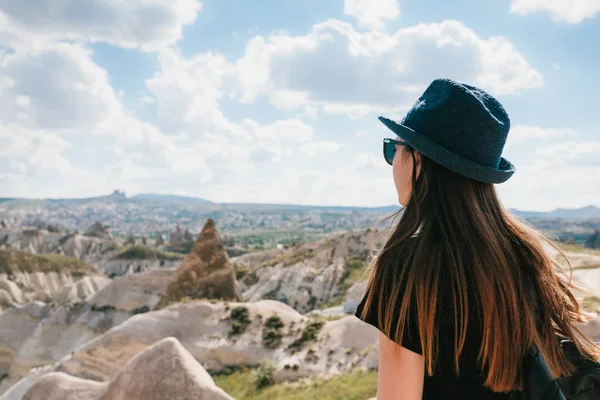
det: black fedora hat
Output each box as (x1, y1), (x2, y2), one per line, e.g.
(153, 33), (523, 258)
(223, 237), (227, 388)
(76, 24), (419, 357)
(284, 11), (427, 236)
(379, 78), (516, 184)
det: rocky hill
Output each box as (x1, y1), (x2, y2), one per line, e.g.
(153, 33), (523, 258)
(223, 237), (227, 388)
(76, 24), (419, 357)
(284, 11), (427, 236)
(5, 299), (379, 398)
(236, 228), (387, 313)
(19, 337), (234, 400)
(0, 299), (128, 395)
(157, 219), (241, 308)
(0, 226), (118, 266)
(0, 250), (105, 310)
(94, 245), (183, 277)
(3, 227), (600, 400)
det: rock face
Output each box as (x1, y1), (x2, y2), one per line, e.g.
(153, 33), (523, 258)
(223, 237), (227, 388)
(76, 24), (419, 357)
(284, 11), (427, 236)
(93, 257), (180, 277)
(0, 227), (117, 267)
(52, 276), (112, 304)
(0, 250), (100, 308)
(586, 231), (600, 250)
(23, 373), (107, 400)
(88, 268), (176, 312)
(169, 224), (185, 246)
(83, 221), (114, 241)
(344, 280), (368, 314)
(157, 218), (241, 307)
(22, 337), (235, 400)
(238, 229), (385, 313)
(3, 298), (378, 394)
(0, 300), (128, 394)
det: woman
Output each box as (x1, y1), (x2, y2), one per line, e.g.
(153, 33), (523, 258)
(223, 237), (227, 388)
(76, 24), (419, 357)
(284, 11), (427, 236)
(354, 78), (600, 399)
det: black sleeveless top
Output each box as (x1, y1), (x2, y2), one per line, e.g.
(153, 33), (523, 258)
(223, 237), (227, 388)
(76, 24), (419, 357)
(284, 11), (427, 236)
(354, 237), (523, 399)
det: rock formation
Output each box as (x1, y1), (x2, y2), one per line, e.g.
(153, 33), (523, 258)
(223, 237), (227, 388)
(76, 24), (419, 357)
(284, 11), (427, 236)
(7, 299), (377, 390)
(124, 235), (136, 245)
(585, 230), (600, 249)
(84, 221), (113, 241)
(343, 280), (368, 314)
(22, 337), (235, 400)
(237, 229), (384, 313)
(88, 268), (175, 312)
(156, 218), (242, 307)
(0, 226), (117, 265)
(169, 224), (184, 246)
(0, 299), (127, 394)
(53, 276), (112, 304)
(0, 250), (100, 308)
(155, 234), (165, 247)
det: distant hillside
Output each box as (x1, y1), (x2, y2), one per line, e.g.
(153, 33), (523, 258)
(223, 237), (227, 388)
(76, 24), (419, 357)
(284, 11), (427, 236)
(132, 193), (213, 205)
(512, 205), (600, 220)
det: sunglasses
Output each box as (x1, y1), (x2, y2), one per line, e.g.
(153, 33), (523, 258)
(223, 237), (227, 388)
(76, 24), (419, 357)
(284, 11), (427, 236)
(383, 138), (413, 165)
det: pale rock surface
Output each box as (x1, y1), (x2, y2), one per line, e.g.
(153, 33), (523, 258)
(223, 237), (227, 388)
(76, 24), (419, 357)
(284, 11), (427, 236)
(0, 279), (25, 304)
(21, 337), (235, 400)
(87, 268), (176, 312)
(0, 301), (127, 393)
(0, 228), (117, 264)
(1, 272), (76, 303)
(344, 280), (368, 314)
(52, 276), (112, 304)
(239, 230), (386, 313)
(31, 299), (378, 385)
(22, 372), (107, 400)
(93, 257), (181, 277)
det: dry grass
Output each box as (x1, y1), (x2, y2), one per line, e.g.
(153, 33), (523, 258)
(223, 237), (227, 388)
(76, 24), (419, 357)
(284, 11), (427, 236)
(555, 242), (600, 256)
(213, 368), (377, 400)
(0, 250), (97, 276)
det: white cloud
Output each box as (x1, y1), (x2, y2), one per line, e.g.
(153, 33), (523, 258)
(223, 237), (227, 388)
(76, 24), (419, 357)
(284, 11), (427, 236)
(0, 0), (202, 51)
(233, 19), (543, 118)
(506, 125), (577, 147)
(299, 141), (344, 158)
(499, 139), (600, 210)
(535, 140), (600, 167)
(139, 96), (156, 105)
(0, 42), (122, 130)
(509, 0), (600, 23)
(0, 3), (565, 209)
(0, 124), (85, 177)
(146, 48), (237, 135)
(344, 0), (400, 30)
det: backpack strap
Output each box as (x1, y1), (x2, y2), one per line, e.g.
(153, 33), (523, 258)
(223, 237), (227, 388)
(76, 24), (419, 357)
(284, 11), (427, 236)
(526, 345), (567, 400)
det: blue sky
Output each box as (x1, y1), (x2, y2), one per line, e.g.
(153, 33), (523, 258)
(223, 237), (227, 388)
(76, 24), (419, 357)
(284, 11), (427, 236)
(0, 0), (599, 211)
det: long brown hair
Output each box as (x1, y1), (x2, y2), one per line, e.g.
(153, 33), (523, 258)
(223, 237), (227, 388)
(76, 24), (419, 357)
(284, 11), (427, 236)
(359, 153), (600, 392)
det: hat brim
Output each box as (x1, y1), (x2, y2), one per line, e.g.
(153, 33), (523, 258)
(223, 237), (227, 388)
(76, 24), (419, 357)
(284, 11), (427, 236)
(378, 116), (515, 184)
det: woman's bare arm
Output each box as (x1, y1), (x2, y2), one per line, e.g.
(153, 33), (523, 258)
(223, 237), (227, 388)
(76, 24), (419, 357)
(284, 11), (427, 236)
(377, 331), (425, 400)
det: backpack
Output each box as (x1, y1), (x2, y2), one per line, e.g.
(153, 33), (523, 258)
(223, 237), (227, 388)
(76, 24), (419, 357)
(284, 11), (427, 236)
(509, 339), (600, 400)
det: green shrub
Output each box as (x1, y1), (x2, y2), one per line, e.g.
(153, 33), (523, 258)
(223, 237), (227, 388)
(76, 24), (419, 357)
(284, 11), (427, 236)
(262, 314), (285, 348)
(132, 305), (150, 314)
(251, 361), (276, 389)
(229, 306), (252, 336)
(287, 320), (325, 353)
(235, 264), (251, 280)
(305, 348), (319, 362)
(90, 304), (117, 312)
